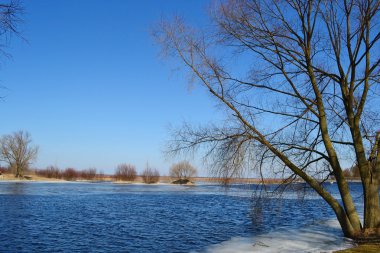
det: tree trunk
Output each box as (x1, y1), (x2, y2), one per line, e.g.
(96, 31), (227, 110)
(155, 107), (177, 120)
(351, 126), (380, 239)
(361, 134), (380, 238)
(364, 181), (380, 228)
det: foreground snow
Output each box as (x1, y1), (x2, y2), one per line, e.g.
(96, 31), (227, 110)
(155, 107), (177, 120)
(204, 220), (354, 253)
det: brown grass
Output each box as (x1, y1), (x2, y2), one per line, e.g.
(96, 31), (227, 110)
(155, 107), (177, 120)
(334, 244), (380, 253)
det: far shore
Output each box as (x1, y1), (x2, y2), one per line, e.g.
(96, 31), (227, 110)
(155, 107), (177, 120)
(0, 173), (296, 185)
(0, 173), (195, 185)
(0, 172), (362, 185)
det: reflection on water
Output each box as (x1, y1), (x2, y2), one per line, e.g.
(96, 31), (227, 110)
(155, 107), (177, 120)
(5, 182), (27, 195)
(0, 182), (362, 252)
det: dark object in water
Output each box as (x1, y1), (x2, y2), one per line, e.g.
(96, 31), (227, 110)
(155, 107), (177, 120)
(172, 179), (192, 185)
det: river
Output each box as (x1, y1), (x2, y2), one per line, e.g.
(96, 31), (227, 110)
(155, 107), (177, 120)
(0, 182), (361, 252)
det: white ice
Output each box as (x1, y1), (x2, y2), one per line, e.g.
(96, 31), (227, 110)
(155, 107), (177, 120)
(204, 219), (354, 253)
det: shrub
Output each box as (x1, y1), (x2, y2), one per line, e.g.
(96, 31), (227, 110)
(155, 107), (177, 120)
(96, 170), (105, 180)
(141, 167), (160, 184)
(350, 165), (360, 178)
(114, 164), (137, 181)
(62, 168), (78, 181)
(169, 161), (197, 180)
(36, 167), (101, 181)
(36, 166), (61, 179)
(80, 168), (97, 180)
(343, 169), (352, 178)
(0, 166), (9, 174)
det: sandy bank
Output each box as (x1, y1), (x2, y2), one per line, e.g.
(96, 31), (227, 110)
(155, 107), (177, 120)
(0, 173), (196, 185)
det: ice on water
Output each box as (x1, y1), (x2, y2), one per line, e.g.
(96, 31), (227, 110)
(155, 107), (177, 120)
(205, 219), (354, 253)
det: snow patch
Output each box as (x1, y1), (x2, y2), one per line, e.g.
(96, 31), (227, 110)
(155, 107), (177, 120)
(204, 220), (354, 253)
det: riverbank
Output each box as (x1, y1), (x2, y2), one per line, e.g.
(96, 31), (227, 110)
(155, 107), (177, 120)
(0, 172), (286, 184)
(0, 173), (196, 185)
(2, 170), (362, 185)
(0, 173), (65, 182)
(334, 244), (380, 252)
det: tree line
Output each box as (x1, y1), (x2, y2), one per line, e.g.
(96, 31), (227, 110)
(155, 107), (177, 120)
(34, 161), (197, 184)
(0, 130), (197, 184)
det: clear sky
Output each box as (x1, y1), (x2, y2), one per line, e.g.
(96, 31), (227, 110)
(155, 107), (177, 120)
(0, 0), (222, 175)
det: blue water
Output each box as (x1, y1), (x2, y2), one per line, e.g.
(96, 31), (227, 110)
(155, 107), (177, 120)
(0, 182), (363, 252)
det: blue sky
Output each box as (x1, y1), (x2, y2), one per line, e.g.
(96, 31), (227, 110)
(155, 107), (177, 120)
(0, 0), (222, 175)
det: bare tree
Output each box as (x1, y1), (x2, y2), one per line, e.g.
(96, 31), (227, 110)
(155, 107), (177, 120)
(0, 1), (23, 96)
(141, 166), (160, 184)
(80, 168), (97, 180)
(0, 1), (22, 45)
(35, 165), (61, 179)
(62, 168), (78, 181)
(155, 0), (380, 241)
(0, 131), (38, 178)
(169, 161), (197, 180)
(114, 163), (137, 181)
(96, 170), (105, 180)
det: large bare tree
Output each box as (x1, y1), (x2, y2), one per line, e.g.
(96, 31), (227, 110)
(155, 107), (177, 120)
(0, 1), (22, 57)
(0, 0), (23, 99)
(0, 130), (38, 178)
(155, 0), (380, 240)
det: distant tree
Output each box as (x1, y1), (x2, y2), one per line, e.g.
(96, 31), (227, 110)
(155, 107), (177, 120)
(341, 165), (362, 179)
(80, 168), (97, 180)
(169, 161), (197, 180)
(141, 167), (160, 184)
(0, 131), (38, 178)
(36, 165), (61, 179)
(350, 165), (361, 178)
(0, 166), (9, 174)
(62, 168), (78, 181)
(114, 164), (137, 181)
(342, 169), (352, 178)
(96, 170), (105, 180)
(0, 3), (26, 178)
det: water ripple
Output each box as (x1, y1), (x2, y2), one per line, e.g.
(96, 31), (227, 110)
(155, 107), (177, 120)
(0, 182), (363, 252)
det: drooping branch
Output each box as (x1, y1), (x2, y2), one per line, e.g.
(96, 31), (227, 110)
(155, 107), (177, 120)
(155, 0), (380, 239)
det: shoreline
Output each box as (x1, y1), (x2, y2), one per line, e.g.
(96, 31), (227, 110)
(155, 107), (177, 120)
(0, 173), (363, 185)
(334, 244), (380, 252)
(0, 173), (195, 185)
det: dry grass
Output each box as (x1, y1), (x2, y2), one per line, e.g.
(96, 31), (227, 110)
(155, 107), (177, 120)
(1, 172), (299, 185)
(0, 172), (64, 181)
(334, 244), (380, 253)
